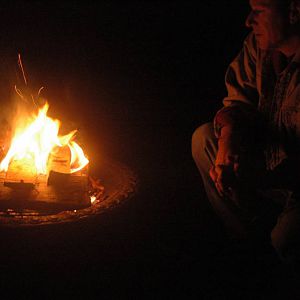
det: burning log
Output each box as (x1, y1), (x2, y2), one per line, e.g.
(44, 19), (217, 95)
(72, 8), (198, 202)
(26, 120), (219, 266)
(5, 157), (37, 185)
(0, 167), (90, 211)
(48, 145), (71, 174)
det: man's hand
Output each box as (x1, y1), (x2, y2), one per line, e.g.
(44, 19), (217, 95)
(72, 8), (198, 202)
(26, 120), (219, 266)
(211, 104), (264, 198)
(210, 162), (239, 197)
(211, 123), (240, 197)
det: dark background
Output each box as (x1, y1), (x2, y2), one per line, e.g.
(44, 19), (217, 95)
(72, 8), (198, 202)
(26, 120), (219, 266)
(0, 1), (297, 298)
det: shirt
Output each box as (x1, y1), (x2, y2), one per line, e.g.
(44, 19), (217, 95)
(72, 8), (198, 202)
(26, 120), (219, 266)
(215, 32), (300, 171)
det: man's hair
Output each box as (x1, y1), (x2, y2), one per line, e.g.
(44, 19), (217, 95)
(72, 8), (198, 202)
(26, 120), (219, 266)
(277, 0), (292, 9)
(284, 0), (300, 25)
(276, 0), (298, 19)
(277, 0), (300, 8)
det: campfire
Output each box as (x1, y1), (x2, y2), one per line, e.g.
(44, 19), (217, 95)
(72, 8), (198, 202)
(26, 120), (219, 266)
(0, 55), (136, 227)
(0, 103), (89, 176)
(0, 55), (104, 212)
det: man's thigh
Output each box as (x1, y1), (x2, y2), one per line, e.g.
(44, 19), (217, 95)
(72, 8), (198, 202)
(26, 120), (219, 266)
(271, 198), (300, 263)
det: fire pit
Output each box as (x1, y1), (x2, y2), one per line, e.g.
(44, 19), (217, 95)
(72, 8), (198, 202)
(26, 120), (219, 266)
(0, 159), (137, 227)
(0, 102), (137, 226)
(0, 56), (137, 226)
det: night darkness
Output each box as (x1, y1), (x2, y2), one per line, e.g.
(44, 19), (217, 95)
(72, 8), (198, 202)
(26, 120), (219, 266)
(0, 1), (296, 298)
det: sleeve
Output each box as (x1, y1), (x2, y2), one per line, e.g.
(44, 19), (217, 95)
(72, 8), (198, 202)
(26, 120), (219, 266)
(214, 32), (260, 138)
(223, 32), (259, 106)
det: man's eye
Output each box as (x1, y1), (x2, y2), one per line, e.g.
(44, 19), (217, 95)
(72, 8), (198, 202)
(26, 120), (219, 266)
(253, 9), (264, 14)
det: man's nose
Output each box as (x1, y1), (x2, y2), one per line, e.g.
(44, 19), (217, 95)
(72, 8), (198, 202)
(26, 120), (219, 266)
(245, 11), (254, 28)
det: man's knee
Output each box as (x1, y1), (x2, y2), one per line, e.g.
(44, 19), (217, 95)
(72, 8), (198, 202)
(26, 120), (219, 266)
(191, 122), (216, 165)
(271, 214), (300, 263)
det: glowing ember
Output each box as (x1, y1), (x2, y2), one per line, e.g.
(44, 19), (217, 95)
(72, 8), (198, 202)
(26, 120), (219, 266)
(90, 195), (97, 204)
(0, 103), (89, 175)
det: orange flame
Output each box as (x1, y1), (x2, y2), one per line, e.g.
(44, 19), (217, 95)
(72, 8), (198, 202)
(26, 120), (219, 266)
(0, 103), (89, 175)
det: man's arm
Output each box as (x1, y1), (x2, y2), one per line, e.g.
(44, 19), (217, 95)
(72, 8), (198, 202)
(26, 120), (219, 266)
(211, 33), (261, 196)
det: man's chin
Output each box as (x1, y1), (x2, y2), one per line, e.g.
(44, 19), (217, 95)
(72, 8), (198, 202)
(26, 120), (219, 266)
(256, 39), (269, 50)
(256, 38), (280, 51)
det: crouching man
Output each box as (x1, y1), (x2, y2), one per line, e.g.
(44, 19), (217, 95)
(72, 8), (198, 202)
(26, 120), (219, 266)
(192, 0), (300, 263)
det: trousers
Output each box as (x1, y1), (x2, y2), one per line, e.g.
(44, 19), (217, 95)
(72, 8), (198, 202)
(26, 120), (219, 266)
(192, 122), (300, 262)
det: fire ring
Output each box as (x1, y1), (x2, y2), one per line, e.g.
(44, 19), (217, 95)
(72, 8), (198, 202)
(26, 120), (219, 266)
(0, 159), (137, 226)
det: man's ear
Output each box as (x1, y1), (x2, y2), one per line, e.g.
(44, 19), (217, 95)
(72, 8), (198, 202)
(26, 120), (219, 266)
(289, 0), (300, 25)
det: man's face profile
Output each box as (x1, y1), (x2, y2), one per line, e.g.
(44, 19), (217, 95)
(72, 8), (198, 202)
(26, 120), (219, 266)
(245, 0), (289, 50)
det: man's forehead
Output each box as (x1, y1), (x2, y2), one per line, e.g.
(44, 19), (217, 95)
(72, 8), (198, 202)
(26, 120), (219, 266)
(249, 0), (276, 7)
